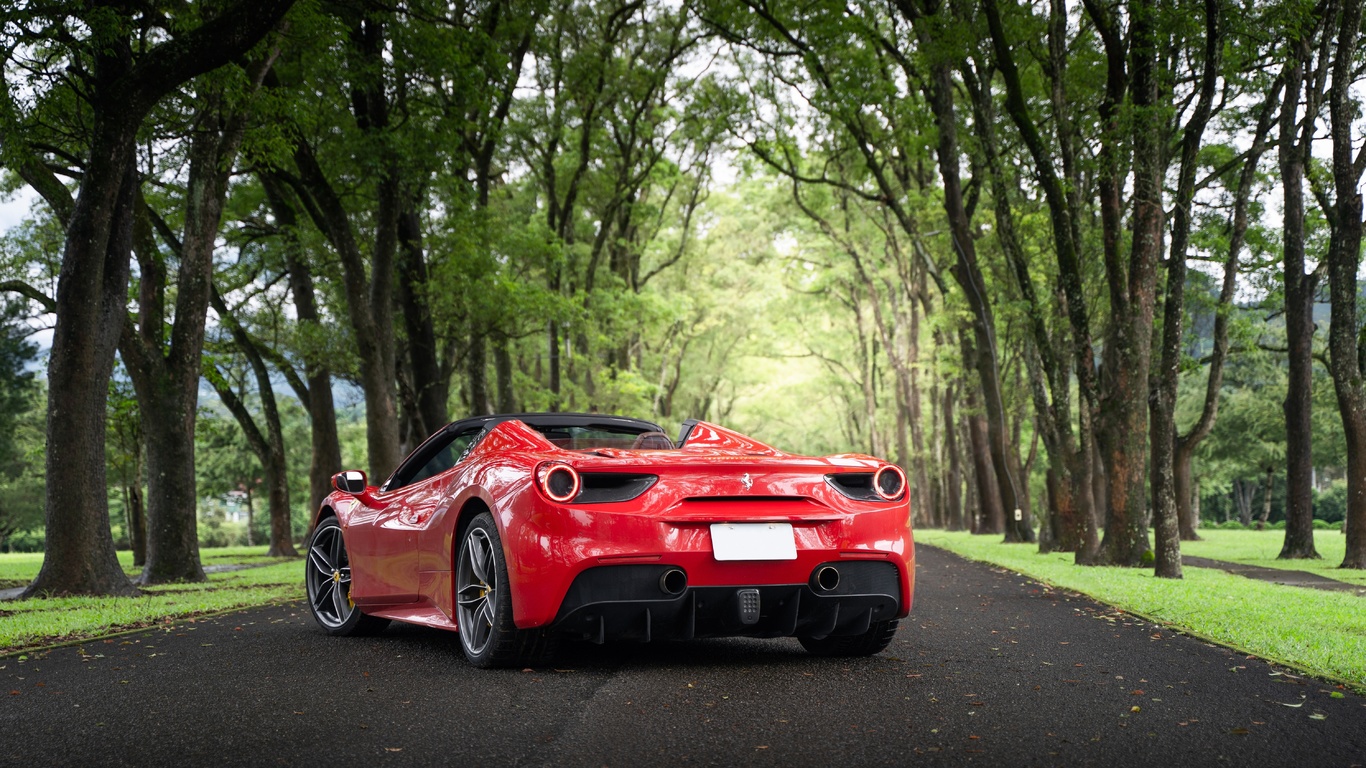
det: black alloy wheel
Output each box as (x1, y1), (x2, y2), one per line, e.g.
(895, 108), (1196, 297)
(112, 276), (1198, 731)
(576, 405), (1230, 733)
(305, 517), (390, 636)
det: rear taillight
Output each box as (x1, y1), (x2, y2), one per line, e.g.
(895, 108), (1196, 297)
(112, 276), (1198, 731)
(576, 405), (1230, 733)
(538, 463), (580, 503)
(874, 464), (906, 500)
(827, 466), (907, 502)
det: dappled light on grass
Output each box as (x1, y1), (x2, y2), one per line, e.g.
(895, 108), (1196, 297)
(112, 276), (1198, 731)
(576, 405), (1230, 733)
(918, 530), (1366, 690)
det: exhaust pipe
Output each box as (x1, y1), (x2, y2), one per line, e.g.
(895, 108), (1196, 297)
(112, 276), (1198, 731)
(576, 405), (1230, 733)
(659, 568), (688, 596)
(814, 566), (840, 593)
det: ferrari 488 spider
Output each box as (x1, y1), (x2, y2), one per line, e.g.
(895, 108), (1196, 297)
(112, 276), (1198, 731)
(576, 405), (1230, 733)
(305, 413), (914, 667)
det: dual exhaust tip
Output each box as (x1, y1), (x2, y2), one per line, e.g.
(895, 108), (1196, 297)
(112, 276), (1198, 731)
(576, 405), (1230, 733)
(659, 568), (688, 596)
(657, 565), (841, 595)
(813, 565), (840, 593)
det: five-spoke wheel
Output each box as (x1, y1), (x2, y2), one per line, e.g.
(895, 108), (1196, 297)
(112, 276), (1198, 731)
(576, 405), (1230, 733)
(305, 517), (389, 636)
(455, 512), (556, 667)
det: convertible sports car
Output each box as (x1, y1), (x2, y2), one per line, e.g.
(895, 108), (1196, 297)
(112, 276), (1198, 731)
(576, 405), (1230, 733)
(305, 413), (914, 668)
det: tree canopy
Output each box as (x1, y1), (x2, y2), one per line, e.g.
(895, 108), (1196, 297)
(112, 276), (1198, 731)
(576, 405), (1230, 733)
(3, 0), (1366, 592)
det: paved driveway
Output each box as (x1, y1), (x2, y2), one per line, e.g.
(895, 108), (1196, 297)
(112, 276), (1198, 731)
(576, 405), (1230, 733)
(2, 545), (1361, 766)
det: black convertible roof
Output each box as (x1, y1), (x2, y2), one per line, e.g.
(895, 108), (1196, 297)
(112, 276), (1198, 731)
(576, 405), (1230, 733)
(443, 412), (666, 436)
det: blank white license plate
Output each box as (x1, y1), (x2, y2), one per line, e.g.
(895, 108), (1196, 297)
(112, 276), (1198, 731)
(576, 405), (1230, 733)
(710, 523), (797, 561)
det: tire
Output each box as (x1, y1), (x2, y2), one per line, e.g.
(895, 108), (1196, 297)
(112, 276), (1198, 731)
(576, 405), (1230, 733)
(305, 517), (390, 636)
(799, 619), (899, 657)
(455, 512), (557, 668)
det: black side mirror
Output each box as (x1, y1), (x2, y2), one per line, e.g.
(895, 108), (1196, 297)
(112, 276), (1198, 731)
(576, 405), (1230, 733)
(333, 470), (367, 495)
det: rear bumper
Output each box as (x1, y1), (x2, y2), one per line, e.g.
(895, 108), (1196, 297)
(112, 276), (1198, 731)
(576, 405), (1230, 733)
(550, 561), (901, 642)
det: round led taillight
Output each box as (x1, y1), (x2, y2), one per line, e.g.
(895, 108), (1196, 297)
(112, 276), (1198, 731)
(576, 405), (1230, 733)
(874, 464), (906, 501)
(540, 464), (580, 503)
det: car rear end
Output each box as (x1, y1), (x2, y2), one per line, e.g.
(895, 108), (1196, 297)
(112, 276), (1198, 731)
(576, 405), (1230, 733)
(502, 452), (914, 650)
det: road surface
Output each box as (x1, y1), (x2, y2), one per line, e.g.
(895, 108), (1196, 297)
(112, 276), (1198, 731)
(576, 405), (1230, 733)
(2, 545), (1362, 766)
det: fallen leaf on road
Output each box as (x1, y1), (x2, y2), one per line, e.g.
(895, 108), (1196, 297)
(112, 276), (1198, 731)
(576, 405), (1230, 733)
(1309, 713), (1327, 721)
(1229, 728), (1249, 735)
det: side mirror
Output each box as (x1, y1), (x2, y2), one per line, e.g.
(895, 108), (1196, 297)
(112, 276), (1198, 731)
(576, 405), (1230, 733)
(333, 470), (367, 495)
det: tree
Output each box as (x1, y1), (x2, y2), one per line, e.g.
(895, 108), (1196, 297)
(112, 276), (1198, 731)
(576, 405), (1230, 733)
(1321, 0), (1366, 569)
(1, 1), (293, 595)
(1276, 3), (1331, 561)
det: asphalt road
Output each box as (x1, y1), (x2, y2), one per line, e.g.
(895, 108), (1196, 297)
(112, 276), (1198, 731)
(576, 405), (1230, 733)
(2, 545), (1362, 767)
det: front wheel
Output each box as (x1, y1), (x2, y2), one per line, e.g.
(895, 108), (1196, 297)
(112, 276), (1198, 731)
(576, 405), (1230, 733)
(305, 517), (390, 636)
(455, 513), (556, 668)
(799, 619), (899, 657)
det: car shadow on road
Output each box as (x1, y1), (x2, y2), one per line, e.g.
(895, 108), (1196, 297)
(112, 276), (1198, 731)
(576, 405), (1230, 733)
(371, 619), (882, 672)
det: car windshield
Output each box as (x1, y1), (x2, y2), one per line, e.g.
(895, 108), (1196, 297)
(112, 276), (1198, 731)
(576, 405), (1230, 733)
(531, 425), (674, 451)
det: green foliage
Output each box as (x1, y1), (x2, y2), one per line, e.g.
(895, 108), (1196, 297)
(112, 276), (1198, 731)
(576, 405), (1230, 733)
(1314, 481), (1349, 524)
(0, 300), (41, 549)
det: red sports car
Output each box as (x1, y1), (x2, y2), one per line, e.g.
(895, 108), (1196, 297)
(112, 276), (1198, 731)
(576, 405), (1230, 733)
(305, 413), (914, 667)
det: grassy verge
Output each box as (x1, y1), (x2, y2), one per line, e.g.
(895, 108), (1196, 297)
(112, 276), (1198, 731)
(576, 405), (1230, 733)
(0, 548), (304, 654)
(917, 529), (1366, 692)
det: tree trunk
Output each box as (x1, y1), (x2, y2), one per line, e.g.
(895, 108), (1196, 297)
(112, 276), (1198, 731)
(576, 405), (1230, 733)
(1234, 479), (1252, 526)
(397, 207), (448, 434)
(1323, 0), (1366, 569)
(135, 376), (207, 583)
(943, 383), (963, 531)
(1278, 32), (1322, 560)
(261, 175), (343, 521)
(965, 392), (1003, 534)
(208, 283), (297, 558)
(130, 76), (269, 584)
(467, 332), (491, 417)
(1259, 467), (1274, 531)
(21, 114), (141, 597)
(494, 334), (516, 413)
(1152, 0), (1221, 579)
(920, 58), (1027, 543)
(982, 0), (1100, 559)
(18, 0), (293, 598)
(1094, 0), (1160, 568)
(127, 480), (146, 567)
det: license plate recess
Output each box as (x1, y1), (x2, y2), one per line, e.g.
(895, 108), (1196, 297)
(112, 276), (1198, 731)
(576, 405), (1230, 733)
(710, 523), (797, 561)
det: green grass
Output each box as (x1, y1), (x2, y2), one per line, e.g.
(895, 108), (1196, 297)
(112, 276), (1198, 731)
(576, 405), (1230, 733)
(0, 548), (304, 653)
(1182, 528), (1366, 587)
(917, 529), (1366, 691)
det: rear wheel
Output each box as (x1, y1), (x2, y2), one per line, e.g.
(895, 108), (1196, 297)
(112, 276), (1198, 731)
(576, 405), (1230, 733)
(455, 512), (556, 668)
(305, 517), (390, 636)
(799, 619), (898, 657)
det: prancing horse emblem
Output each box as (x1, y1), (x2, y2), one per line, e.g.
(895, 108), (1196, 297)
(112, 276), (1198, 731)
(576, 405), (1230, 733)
(741, 473), (753, 491)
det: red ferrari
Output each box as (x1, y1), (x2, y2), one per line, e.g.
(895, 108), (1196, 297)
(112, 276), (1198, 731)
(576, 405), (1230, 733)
(305, 413), (914, 667)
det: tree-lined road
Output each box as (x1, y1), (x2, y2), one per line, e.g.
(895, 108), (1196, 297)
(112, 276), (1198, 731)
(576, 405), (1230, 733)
(3, 546), (1361, 767)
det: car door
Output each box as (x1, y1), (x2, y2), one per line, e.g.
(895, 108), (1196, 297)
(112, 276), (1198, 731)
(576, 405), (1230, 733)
(350, 427), (482, 604)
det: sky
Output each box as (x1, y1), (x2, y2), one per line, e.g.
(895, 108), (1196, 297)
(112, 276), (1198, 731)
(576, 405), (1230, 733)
(0, 185), (36, 233)
(1, 186), (54, 358)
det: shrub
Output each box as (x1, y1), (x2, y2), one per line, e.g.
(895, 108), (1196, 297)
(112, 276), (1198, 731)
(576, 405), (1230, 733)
(1313, 481), (1348, 524)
